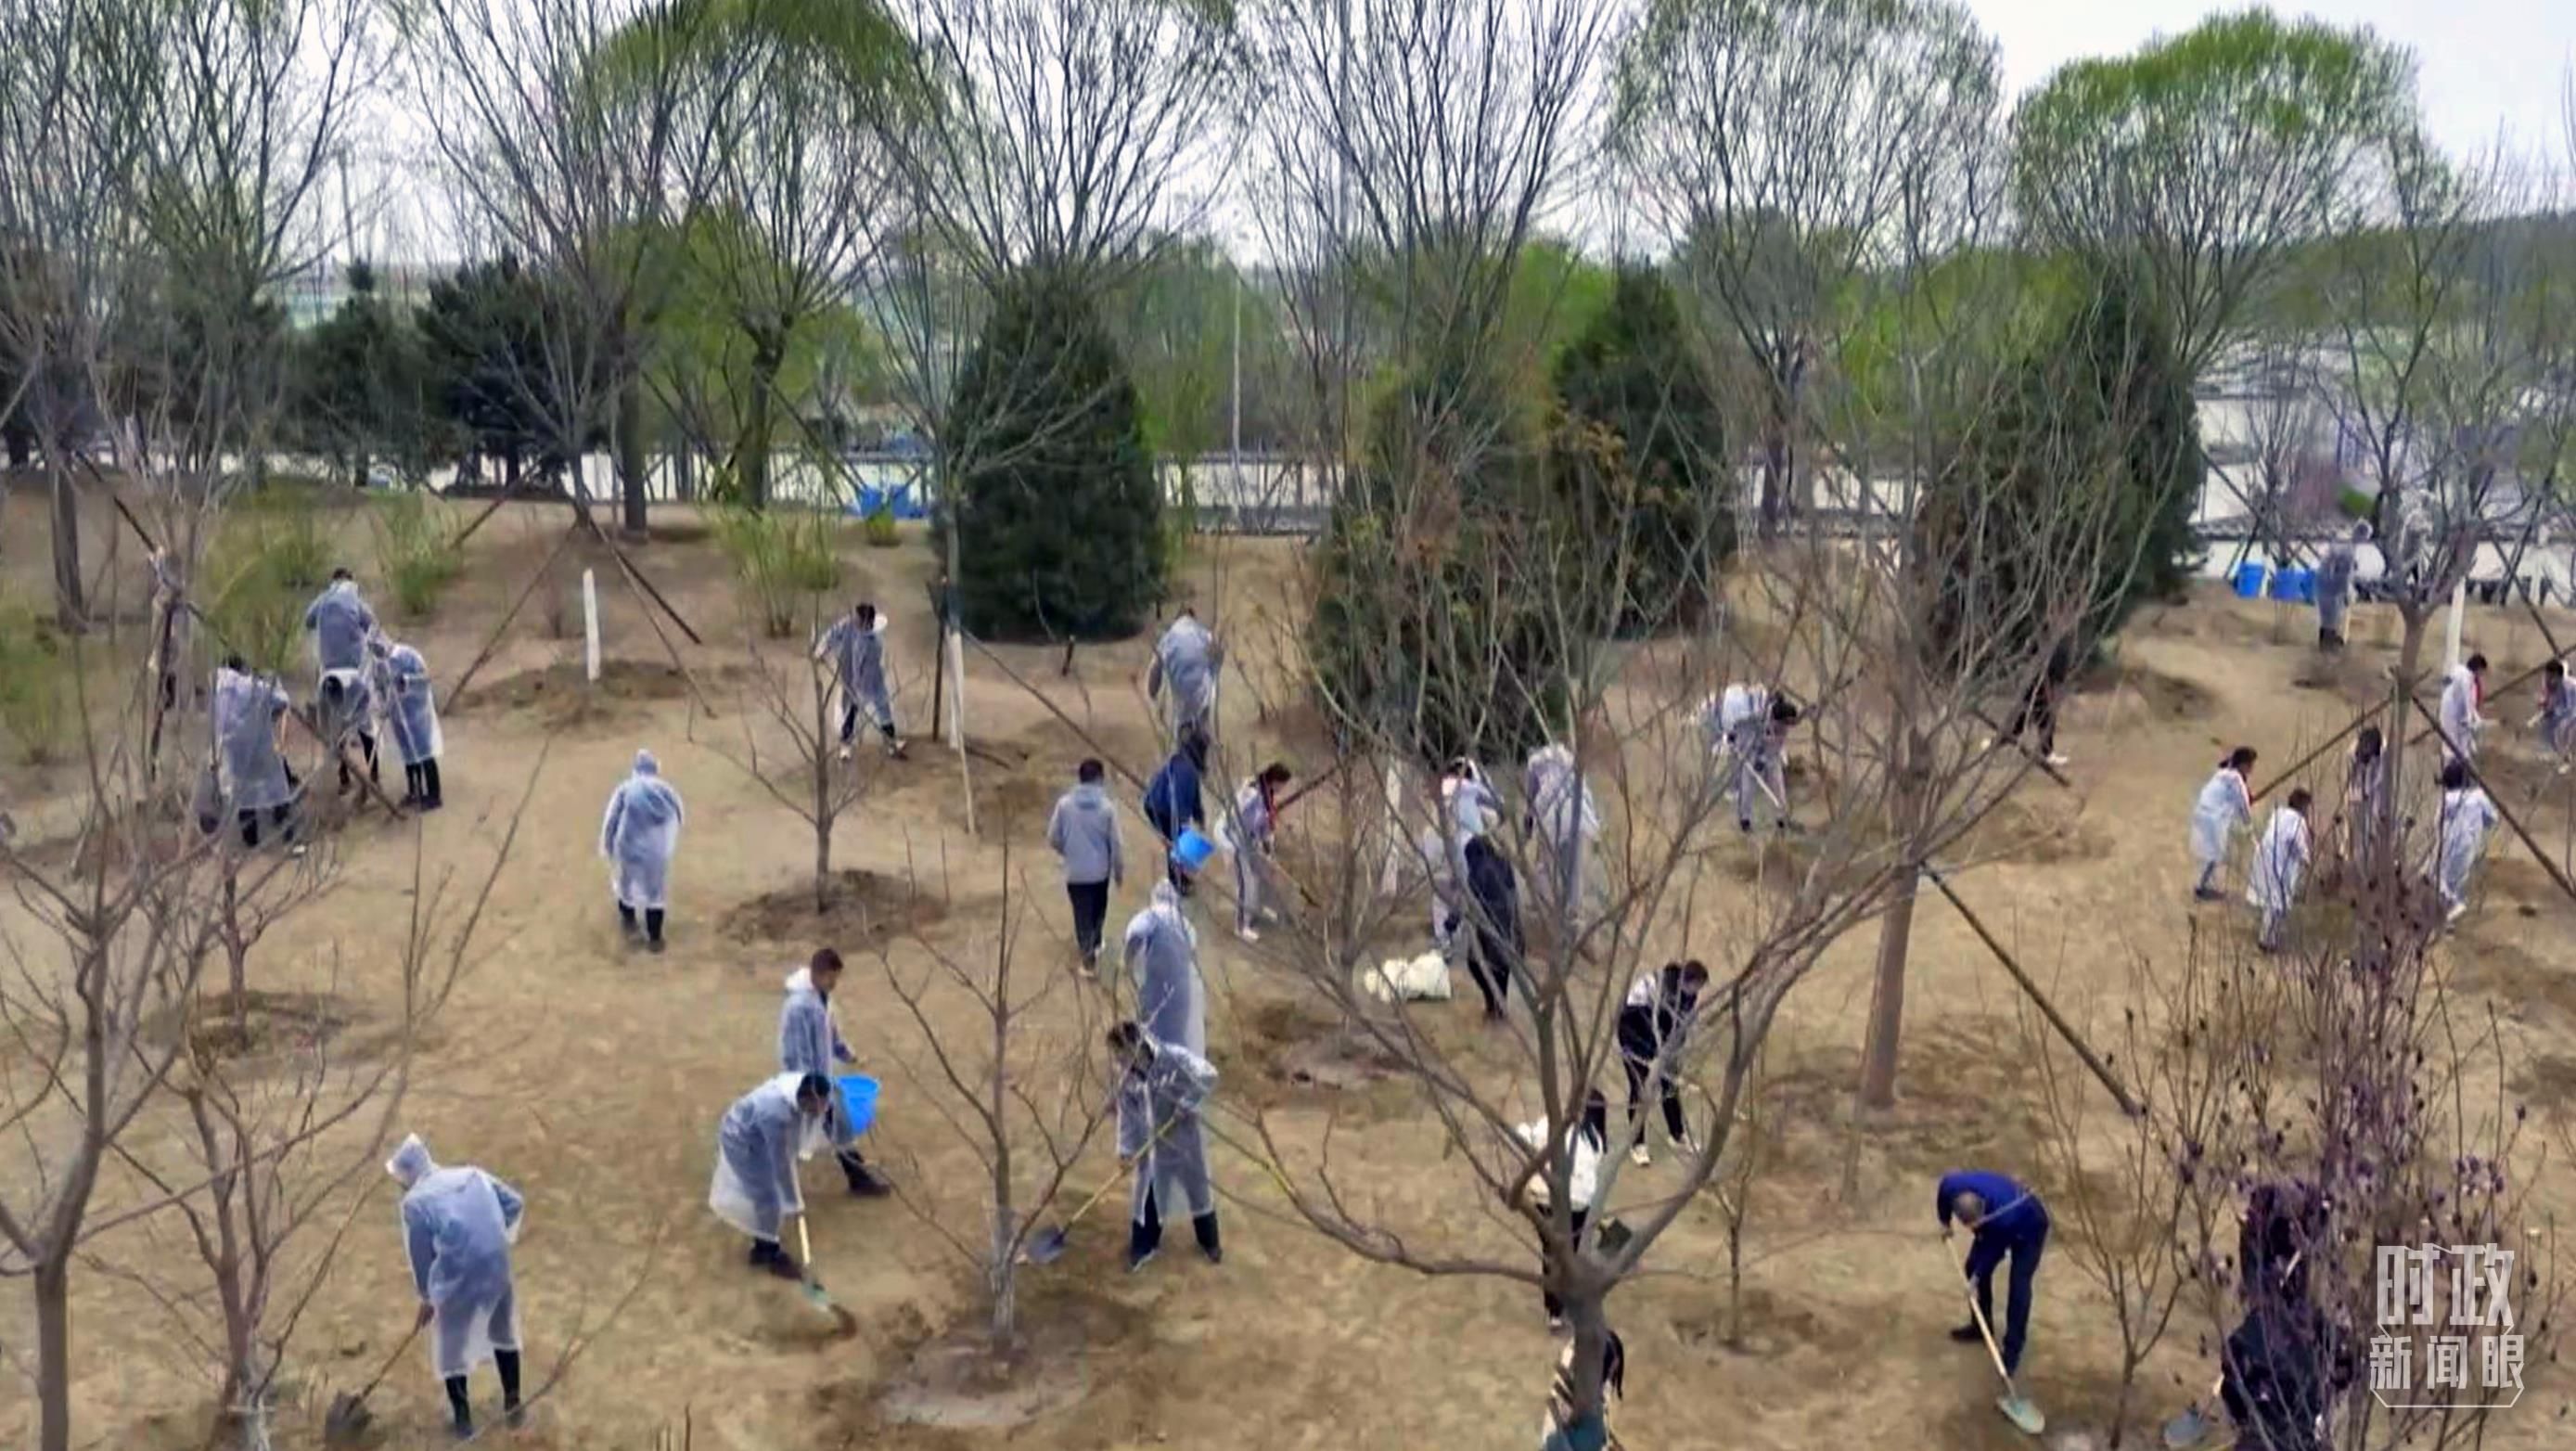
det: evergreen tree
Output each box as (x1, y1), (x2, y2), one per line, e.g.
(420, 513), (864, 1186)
(1548, 264), (1734, 633)
(1921, 267), (2202, 671)
(292, 262), (440, 485)
(938, 267), (1163, 640)
(417, 257), (559, 487)
(1311, 354), (1570, 766)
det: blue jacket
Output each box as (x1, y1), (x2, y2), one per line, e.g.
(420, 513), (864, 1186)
(1143, 750), (1204, 836)
(1937, 1170), (2046, 1240)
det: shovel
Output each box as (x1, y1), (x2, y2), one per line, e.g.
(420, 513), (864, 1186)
(1949, 1243), (2045, 1436)
(793, 1215), (838, 1317)
(1024, 1116), (1184, 1265)
(2160, 1376), (2224, 1447)
(323, 1319), (422, 1445)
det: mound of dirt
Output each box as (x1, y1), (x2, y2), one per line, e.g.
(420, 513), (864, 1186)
(1962, 798), (2110, 867)
(2078, 660), (2214, 719)
(858, 1283), (1144, 1432)
(457, 660), (718, 729)
(718, 869), (952, 948)
(161, 989), (363, 1062)
(1671, 1286), (1830, 1360)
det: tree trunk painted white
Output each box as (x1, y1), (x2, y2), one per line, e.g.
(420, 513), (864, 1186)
(583, 569), (601, 682)
(2444, 577), (2466, 673)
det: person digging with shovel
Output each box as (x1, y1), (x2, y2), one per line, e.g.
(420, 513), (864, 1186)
(1110, 1020), (1223, 1274)
(384, 1135), (526, 1441)
(709, 1072), (834, 1280)
(1937, 1169), (2050, 1430)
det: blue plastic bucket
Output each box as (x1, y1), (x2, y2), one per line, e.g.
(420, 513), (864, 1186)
(2284, 567), (2316, 603)
(1173, 827), (1217, 872)
(852, 484), (890, 517)
(835, 1074), (879, 1137)
(2233, 562), (2268, 598)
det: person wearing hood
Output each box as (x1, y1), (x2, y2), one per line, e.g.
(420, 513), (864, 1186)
(2314, 521), (2370, 652)
(2189, 747), (2259, 901)
(1110, 1021), (1223, 1273)
(378, 635), (444, 810)
(302, 567), (378, 679)
(2429, 759), (2499, 924)
(387, 1134), (526, 1440)
(212, 655), (300, 848)
(2529, 661), (2574, 772)
(779, 947), (891, 1197)
(1047, 759), (1125, 971)
(2247, 790), (2313, 953)
(600, 749), (686, 951)
(1142, 726), (1209, 895)
(2439, 654), (2489, 766)
(1122, 880), (1205, 1056)
(814, 601), (905, 760)
(1524, 740), (1603, 931)
(1147, 609), (1220, 746)
(710, 1072), (834, 1278)
(1227, 762), (1293, 942)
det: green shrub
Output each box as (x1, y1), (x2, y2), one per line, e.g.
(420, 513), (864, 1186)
(862, 506), (901, 548)
(936, 266), (1163, 640)
(712, 505), (844, 636)
(0, 609), (72, 764)
(373, 491), (464, 617)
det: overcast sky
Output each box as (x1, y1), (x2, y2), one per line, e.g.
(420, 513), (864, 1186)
(1984, 1), (2571, 159)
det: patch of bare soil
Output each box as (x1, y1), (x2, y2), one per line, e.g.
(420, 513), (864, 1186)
(2078, 659), (2215, 720)
(2288, 651), (2391, 712)
(718, 869), (953, 949)
(2451, 935), (2576, 1033)
(854, 1284), (1145, 1433)
(155, 988), (363, 1062)
(458, 659), (723, 729)
(1961, 797), (2111, 867)
(1670, 1286), (1831, 1360)
(2508, 1053), (2576, 1120)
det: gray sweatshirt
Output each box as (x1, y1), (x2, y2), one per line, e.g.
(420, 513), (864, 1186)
(1047, 781), (1125, 885)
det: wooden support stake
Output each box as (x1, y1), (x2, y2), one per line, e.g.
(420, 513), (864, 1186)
(1922, 864), (2141, 1117)
(444, 524), (580, 713)
(2252, 709), (2377, 806)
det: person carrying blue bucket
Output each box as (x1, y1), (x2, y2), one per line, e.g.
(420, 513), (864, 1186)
(778, 947), (890, 1198)
(1143, 726), (1211, 895)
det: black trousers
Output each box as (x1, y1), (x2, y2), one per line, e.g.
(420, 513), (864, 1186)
(1616, 1008), (1687, 1141)
(839, 701), (898, 744)
(617, 903), (668, 943)
(404, 758), (442, 805)
(1130, 1188), (1220, 1258)
(338, 732), (379, 790)
(1467, 932), (1514, 1016)
(237, 765), (300, 847)
(2003, 685), (2057, 755)
(442, 1349), (521, 1430)
(1146, 806), (1194, 894)
(1067, 880), (1110, 957)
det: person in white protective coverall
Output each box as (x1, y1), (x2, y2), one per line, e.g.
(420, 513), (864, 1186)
(2428, 760), (2500, 924)
(600, 749), (685, 951)
(2247, 789), (2313, 953)
(301, 567), (378, 681)
(778, 947), (891, 1197)
(1122, 880), (1205, 1057)
(1226, 762), (1294, 941)
(387, 1134), (526, 1440)
(2189, 746), (2260, 901)
(1147, 609), (1221, 746)
(1709, 686), (1801, 832)
(1525, 740), (1604, 931)
(2338, 726), (2390, 864)
(316, 663), (380, 796)
(2439, 654), (2489, 767)
(2528, 661), (2575, 773)
(211, 655), (301, 849)
(710, 1072), (834, 1278)
(376, 635), (444, 810)
(1110, 1020), (1223, 1272)
(814, 600), (905, 760)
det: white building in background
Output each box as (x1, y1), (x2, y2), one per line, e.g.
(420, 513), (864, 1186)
(275, 262), (442, 329)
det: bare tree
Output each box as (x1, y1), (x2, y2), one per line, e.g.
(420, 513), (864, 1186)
(708, 612), (890, 913)
(1611, 0), (2002, 536)
(875, 855), (1115, 1354)
(97, 787), (534, 1451)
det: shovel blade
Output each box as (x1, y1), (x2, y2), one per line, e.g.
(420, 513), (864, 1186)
(322, 1393), (372, 1445)
(1024, 1226), (1070, 1265)
(1996, 1394), (2045, 1436)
